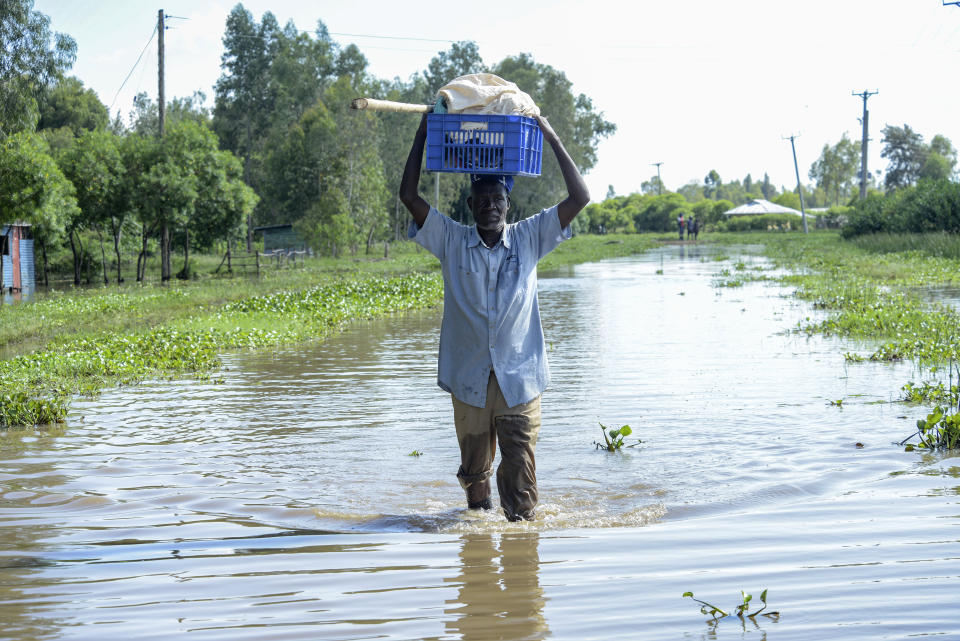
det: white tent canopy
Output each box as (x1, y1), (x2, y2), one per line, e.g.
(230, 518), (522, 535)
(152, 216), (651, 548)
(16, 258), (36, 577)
(723, 199), (803, 216)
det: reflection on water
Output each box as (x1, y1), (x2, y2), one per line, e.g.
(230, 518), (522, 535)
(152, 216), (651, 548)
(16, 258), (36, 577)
(446, 533), (548, 641)
(3, 246), (960, 639)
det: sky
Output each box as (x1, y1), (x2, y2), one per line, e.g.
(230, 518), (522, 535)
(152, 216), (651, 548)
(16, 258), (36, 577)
(34, 0), (960, 202)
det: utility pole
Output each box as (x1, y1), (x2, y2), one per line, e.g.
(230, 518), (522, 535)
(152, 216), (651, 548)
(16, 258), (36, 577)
(784, 134), (809, 234)
(651, 162), (663, 195)
(852, 90), (878, 199)
(157, 9), (165, 138)
(157, 9), (170, 280)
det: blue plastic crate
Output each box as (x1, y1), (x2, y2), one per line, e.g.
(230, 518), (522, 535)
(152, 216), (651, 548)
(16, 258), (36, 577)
(425, 113), (542, 177)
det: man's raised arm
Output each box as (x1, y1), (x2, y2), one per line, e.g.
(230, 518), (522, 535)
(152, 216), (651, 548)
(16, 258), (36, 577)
(399, 113), (431, 228)
(534, 115), (590, 229)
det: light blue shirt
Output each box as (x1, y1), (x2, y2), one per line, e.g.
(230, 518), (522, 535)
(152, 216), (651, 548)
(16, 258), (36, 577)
(409, 205), (571, 408)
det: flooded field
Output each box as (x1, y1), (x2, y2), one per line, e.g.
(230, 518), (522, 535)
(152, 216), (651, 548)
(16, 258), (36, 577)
(2, 245), (959, 640)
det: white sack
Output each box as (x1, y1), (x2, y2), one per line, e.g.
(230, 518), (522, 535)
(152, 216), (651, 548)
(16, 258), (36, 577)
(437, 73), (540, 117)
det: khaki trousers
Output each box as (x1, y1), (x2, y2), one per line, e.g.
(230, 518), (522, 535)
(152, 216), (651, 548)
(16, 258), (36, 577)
(452, 373), (541, 520)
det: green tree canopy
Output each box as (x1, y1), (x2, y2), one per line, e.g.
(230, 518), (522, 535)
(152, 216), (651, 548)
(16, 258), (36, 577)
(881, 124), (926, 191)
(38, 76), (108, 135)
(809, 133), (860, 206)
(0, 0), (76, 135)
(492, 53), (615, 220)
(0, 132), (76, 284)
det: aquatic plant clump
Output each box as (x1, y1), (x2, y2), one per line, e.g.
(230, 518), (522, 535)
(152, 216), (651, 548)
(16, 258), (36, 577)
(595, 423), (640, 451)
(0, 274), (443, 428)
(682, 589), (778, 621)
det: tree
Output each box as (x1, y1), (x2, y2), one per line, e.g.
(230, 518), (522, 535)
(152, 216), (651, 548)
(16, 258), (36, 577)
(881, 124), (926, 191)
(423, 41), (486, 96)
(640, 175), (663, 195)
(59, 130), (125, 284)
(704, 170), (721, 199)
(214, 7), (342, 246)
(492, 53), (615, 220)
(761, 173), (776, 200)
(38, 76), (108, 135)
(0, 0), (76, 135)
(0, 132), (76, 286)
(325, 77), (388, 254)
(773, 191), (801, 210)
(185, 147), (257, 277)
(808, 134), (860, 206)
(264, 100), (345, 252)
(128, 91), (210, 137)
(920, 134), (958, 182)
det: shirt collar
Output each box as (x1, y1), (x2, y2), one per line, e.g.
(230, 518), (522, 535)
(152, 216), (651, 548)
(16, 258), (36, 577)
(469, 224), (512, 249)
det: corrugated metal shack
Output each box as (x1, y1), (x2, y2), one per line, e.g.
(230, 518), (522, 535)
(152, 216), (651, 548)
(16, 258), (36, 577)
(1, 222), (35, 293)
(253, 224), (308, 252)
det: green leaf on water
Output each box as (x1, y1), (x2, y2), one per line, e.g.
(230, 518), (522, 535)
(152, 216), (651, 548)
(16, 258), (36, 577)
(619, 425), (632, 436)
(683, 592), (693, 598)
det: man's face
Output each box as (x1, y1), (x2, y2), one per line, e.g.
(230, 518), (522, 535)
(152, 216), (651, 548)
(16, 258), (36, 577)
(468, 181), (510, 232)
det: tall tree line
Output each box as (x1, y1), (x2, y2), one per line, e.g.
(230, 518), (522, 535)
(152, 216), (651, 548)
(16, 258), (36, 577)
(211, 5), (616, 252)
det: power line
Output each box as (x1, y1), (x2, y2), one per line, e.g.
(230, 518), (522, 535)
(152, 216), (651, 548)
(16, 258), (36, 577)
(329, 32), (455, 44)
(109, 24), (158, 112)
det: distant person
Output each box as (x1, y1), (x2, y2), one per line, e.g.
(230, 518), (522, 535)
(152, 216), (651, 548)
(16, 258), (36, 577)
(690, 216), (699, 241)
(399, 111), (590, 522)
(677, 213), (685, 240)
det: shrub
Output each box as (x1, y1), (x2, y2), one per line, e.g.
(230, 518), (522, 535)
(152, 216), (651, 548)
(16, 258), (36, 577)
(718, 214), (803, 232)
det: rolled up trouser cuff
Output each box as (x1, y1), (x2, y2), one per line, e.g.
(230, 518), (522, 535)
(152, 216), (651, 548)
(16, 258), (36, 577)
(457, 466), (493, 490)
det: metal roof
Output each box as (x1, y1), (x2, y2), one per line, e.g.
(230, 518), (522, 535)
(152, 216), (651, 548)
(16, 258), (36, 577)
(723, 199), (802, 216)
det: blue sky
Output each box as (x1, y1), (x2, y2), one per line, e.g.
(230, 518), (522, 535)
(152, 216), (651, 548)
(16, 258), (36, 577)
(35, 0), (960, 201)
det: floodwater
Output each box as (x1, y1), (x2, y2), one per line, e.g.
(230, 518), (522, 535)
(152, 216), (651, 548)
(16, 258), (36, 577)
(2, 245), (959, 640)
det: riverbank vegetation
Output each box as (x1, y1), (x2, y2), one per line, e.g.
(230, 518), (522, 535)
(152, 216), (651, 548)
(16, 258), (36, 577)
(710, 230), (960, 448)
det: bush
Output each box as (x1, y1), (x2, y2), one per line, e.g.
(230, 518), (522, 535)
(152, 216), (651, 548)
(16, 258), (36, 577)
(843, 180), (960, 238)
(718, 214), (803, 232)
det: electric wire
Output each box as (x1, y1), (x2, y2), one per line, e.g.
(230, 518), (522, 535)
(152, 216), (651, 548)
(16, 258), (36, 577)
(109, 24), (158, 112)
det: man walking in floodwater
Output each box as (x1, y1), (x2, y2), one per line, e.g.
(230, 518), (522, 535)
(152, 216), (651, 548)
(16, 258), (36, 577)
(399, 112), (589, 521)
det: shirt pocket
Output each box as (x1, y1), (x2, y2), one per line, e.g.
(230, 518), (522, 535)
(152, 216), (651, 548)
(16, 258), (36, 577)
(498, 254), (524, 299)
(456, 265), (487, 305)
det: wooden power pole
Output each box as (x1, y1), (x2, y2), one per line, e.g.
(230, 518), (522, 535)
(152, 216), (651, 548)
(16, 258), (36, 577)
(158, 9), (165, 138)
(157, 9), (170, 280)
(852, 90), (878, 199)
(651, 162), (663, 195)
(784, 134), (809, 234)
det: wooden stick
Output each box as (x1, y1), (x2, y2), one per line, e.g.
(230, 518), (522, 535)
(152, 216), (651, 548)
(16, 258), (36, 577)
(351, 97), (431, 113)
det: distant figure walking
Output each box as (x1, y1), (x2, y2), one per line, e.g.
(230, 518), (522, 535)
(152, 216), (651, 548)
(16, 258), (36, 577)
(690, 216), (699, 241)
(677, 213), (685, 240)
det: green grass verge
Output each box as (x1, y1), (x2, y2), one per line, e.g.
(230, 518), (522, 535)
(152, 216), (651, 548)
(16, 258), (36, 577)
(0, 274), (443, 427)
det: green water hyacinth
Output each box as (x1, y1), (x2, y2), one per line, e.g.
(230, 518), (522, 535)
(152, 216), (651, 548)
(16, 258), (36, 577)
(0, 274), (443, 428)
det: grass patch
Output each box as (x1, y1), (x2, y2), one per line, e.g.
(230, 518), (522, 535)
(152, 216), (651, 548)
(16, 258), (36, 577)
(538, 233), (660, 272)
(0, 274), (443, 428)
(849, 232), (960, 260)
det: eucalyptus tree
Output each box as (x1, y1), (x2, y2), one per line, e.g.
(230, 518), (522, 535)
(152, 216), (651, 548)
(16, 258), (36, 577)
(809, 134), (860, 206)
(0, 0), (76, 135)
(491, 53), (615, 221)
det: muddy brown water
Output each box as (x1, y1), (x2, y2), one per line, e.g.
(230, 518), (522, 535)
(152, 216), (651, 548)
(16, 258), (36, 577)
(2, 245), (959, 640)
